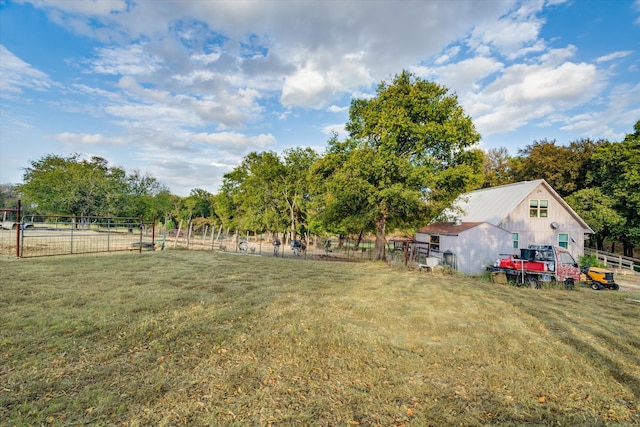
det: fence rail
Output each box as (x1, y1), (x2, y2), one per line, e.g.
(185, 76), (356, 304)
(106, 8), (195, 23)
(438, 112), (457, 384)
(0, 209), (155, 258)
(584, 248), (639, 272)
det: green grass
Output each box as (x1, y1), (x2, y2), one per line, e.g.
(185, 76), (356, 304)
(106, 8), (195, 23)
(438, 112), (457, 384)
(1, 251), (639, 426)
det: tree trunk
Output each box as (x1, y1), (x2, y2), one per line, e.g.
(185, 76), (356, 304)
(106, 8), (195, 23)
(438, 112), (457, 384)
(374, 215), (387, 261)
(354, 229), (364, 251)
(289, 204), (296, 241)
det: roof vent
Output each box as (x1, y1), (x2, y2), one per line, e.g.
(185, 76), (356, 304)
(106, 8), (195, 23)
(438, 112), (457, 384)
(454, 218), (462, 226)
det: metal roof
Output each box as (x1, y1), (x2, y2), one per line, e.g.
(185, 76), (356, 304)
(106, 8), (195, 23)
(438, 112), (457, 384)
(416, 221), (485, 235)
(445, 179), (593, 232)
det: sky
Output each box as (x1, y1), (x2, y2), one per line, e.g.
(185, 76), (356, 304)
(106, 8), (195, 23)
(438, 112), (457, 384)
(1, 0), (639, 197)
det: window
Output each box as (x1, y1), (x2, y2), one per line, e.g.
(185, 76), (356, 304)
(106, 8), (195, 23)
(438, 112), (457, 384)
(529, 199), (548, 217)
(513, 233), (519, 249)
(430, 235), (440, 252)
(558, 233), (569, 249)
(558, 251), (576, 266)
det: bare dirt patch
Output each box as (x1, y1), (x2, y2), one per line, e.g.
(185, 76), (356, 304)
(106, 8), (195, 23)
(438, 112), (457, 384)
(615, 270), (640, 292)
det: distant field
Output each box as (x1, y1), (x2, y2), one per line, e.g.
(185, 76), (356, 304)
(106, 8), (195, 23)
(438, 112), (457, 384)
(1, 251), (639, 426)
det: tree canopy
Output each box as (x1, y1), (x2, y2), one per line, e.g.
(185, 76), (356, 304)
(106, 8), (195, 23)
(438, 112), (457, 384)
(313, 71), (482, 260)
(18, 153), (168, 219)
(218, 147), (318, 239)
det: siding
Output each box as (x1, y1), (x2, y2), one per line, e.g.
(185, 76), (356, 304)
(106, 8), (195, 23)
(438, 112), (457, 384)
(500, 184), (586, 260)
(416, 222), (513, 275)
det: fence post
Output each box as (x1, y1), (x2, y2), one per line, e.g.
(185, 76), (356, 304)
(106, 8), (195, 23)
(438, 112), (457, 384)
(138, 216), (143, 253)
(16, 199), (21, 258)
(71, 215), (75, 254)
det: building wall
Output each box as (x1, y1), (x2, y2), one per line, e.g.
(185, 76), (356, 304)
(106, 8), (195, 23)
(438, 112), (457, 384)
(499, 183), (587, 260)
(416, 223), (513, 275)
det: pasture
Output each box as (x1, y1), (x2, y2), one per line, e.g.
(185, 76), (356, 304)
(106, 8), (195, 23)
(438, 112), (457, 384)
(1, 250), (639, 426)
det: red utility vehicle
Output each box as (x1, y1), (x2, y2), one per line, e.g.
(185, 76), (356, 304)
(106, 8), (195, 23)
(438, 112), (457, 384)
(494, 245), (580, 289)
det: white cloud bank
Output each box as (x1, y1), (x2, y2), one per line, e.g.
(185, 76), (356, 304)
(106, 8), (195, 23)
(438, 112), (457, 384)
(2, 0), (638, 195)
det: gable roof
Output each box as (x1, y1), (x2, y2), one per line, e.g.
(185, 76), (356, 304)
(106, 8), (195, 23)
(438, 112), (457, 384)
(446, 179), (593, 232)
(417, 221), (485, 235)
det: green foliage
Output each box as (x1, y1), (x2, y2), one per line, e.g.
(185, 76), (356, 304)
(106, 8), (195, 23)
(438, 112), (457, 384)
(315, 71), (482, 260)
(18, 153), (172, 220)
(182, 188), (214, 220)
(585, 121), (640, 256)
(19, 154), (126, 217)
(579, 253), (603, 268)
(482, 147), (515, 188)
(565, 188), (625, 249)
(512, 138), (604, 197)
(218, 148), (318, 236)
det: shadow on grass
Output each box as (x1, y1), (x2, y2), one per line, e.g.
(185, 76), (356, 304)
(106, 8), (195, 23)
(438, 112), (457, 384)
(494, 289), (640, 404)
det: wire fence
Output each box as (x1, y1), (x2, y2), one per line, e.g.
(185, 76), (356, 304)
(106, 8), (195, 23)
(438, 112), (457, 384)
(1, 201), (422, 265)
(0, 211), (155, 258)
(162, 229), (377, 260)
(162, 227), (424, 265)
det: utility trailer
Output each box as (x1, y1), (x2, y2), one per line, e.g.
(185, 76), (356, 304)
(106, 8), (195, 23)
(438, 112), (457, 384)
(491, 245), (581, 289)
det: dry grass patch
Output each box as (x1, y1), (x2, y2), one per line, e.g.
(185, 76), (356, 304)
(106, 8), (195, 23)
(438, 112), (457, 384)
(1, 251), (639, 426)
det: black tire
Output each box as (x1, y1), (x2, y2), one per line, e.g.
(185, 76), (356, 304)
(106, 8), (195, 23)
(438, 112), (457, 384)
(613, 283), (620, 291)
(563, 279), (573, 290)
(526, 275), (540, 289)
(591, 282), (602, 290)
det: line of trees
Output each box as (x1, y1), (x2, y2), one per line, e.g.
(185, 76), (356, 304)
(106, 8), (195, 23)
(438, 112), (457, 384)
(2, 71), (639, 258)
(481, 121), (639, 257)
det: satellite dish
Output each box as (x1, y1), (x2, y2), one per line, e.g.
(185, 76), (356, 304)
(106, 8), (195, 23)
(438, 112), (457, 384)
(550, 222), (559, 230)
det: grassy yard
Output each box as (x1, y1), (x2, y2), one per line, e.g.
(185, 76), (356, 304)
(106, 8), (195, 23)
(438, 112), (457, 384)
(1, 250), (639, 426)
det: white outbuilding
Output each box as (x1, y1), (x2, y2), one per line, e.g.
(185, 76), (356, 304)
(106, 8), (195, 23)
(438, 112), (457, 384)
(415, 180), (593, 275)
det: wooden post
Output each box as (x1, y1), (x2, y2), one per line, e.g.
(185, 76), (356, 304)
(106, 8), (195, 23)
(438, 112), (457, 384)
(15, 199), (21, 258)
(173, 220), (182, 248)
(187, 219), (193, 248)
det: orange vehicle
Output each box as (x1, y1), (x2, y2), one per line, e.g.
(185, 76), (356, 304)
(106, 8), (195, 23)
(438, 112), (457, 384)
(494, 245), (580, 289)
(581, 266), (619, 290)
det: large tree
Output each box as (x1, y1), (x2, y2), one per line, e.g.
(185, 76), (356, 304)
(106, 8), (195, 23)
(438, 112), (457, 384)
(18, 153), (171, 220)
(315, 71), (482, 261)
(481, 147), (516, 189)
(512, 138), (604, 197)
(585, 120), (640, 257)
(218, 148), (318, 239)
(19, 154), (127, 217)
(565, 188), (625, 250)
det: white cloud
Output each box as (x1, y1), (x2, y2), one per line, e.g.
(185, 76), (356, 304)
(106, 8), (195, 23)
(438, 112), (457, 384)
(281, 66), (329, 108)
(596, 51), (633, 63)
(468, 58), (600, 135)
(0, 45), (54, 94)
(28, 0), (128, 16)
(191, 131), (276, 155)
(5, 0), (637, 194)
(320, 123), (347, 138)
(90, 44), (163, 75)
(431, 56), (504, 94)
(468, 1), (546, 59)
(328, 105), (348, 113)
(54, 132), (128, 146)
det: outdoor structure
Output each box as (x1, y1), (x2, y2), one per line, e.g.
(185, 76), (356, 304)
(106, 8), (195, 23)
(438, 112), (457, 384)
(416, 222), (513, 275)
(416, 180), (594, 275)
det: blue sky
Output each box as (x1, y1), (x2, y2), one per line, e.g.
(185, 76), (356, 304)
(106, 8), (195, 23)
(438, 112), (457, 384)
(1, 0), (639, 196)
